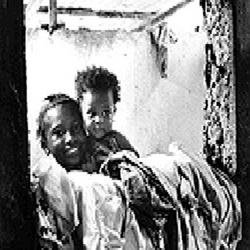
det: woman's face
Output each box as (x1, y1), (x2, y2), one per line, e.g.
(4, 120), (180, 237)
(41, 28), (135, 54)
(43, 103), (87, 171)
(80, 89), (115, 139)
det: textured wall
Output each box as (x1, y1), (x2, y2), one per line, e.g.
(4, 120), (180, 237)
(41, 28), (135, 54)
(201, 0), (236, 176)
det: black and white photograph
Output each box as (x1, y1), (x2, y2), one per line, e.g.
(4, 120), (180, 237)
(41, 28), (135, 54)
(0, 0), (248, 249)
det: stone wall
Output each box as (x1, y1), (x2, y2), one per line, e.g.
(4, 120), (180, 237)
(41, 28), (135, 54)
(201, 0), (250, 248)
(201, 0), (236, 176)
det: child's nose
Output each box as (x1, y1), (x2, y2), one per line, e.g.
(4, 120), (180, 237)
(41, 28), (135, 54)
(94, 115), (104, 124)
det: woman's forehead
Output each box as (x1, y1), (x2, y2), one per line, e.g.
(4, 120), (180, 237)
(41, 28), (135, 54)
(44, 103), (83, 125)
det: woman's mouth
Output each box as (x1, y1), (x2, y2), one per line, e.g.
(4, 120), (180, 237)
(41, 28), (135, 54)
(65, 146), (79, 155)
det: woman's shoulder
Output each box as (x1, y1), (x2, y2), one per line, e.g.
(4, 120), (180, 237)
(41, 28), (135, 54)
(69, 171), (120, 194)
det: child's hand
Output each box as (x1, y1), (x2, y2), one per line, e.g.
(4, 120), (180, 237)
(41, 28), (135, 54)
(92, 142), (115, 169)
(93, 142), (113, 162)
(94, 142), (112, 155)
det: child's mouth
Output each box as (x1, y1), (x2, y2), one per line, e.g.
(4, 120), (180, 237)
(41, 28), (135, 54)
(92, 127), (105, 137)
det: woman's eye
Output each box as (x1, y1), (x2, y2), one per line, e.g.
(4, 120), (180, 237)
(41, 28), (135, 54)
(87, 111), (96, 119)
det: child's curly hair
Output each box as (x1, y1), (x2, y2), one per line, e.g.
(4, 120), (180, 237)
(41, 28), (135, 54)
(37, 93), (84, 151)
(75, 66), (121, 105)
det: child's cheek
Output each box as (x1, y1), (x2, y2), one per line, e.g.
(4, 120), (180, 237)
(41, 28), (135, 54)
(104, 121), (112, 132)
(87, 126), (98, 139)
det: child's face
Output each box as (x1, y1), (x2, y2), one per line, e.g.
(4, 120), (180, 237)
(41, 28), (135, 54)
(81, 89), (115, 139)
(43, 103), (87, 171)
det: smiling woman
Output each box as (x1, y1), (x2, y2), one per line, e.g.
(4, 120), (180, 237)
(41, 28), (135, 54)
(33, 94), (96, 249)
(36, 94), (92, 172)
(39, 96), (87, 171)
(32, 93), (154, 249)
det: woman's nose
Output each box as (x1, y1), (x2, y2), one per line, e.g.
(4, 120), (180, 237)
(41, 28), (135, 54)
(65, 131), (73, 143)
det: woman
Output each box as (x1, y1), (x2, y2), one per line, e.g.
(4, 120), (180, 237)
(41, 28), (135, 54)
(32, 93), (153, 249)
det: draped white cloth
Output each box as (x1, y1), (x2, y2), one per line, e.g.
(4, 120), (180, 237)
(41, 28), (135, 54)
(33, 145), (241, 249)
(33, 155), (153, 249)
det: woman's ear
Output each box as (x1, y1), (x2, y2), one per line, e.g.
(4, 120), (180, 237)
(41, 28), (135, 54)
(44, 147), (50, 156)
(41, 138), (50, 155)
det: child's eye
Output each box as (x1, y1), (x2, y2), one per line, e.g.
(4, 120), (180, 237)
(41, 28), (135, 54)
(102, 110), (112, 118)
(52, 127), (65, 137)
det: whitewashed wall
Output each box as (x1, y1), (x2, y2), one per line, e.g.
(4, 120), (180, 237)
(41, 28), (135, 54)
(27, 1), (207, 163)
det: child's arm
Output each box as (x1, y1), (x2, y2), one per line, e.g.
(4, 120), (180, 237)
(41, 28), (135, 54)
(109, 131), (139, 157)
(90, 131), (139, 170)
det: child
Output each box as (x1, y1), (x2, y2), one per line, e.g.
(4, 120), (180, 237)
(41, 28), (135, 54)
(75, 66), (139, 168)
(33, 93), (153, 250)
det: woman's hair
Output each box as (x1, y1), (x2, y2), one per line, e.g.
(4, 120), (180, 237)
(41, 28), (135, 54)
(75, 66), (121, 104)
(37, 93), (84, 151)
